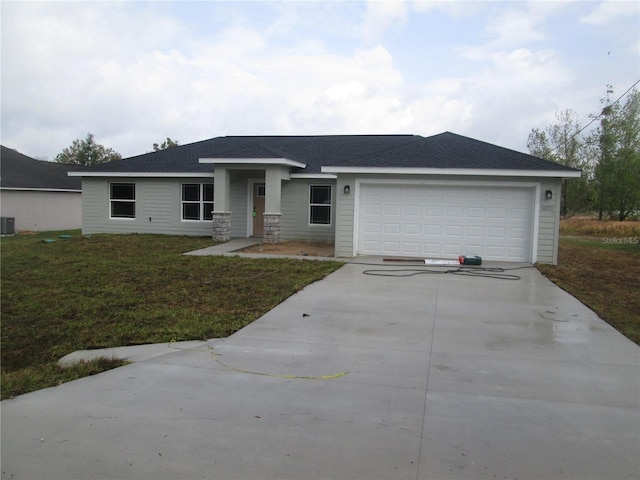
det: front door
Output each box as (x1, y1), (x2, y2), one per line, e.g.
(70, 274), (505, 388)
(252, 183), (265, 235)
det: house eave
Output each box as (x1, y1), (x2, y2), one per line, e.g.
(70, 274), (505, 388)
(320, 166), (582, 178)
(290, 173), (337, 179)
(1, 187), (81, 193)
(68, 172), (214, 178)
(199, 158), (307, 169)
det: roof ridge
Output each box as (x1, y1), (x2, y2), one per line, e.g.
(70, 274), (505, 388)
(221, 134), (416, 139)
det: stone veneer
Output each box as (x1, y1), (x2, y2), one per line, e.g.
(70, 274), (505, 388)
(211, 212), (231, 241)
(263, 213), (281, 244)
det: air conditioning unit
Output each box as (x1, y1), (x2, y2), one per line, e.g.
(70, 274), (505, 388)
(1, 217), (15, 235)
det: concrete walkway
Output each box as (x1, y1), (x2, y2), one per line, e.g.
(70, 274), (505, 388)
(183, 237), (346, 262)
(2, 261), (639, 480)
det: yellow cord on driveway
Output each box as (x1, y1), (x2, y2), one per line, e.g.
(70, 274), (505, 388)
(208, 346), (349, 380)
(168, 340), (349, 380)
(167, 340), (348, 380)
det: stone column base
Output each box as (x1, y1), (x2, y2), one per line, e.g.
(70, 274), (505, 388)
(212, 212), (231, 241)
(263, 213), (281, 244)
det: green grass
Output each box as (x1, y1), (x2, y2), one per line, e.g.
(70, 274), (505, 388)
(537, 236), (640, 345)
(1, 231), (342, 398)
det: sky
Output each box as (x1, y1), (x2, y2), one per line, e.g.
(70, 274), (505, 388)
(1, 0), (639, 160)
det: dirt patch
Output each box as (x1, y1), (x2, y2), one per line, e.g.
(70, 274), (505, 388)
(239, 240), (335, 257)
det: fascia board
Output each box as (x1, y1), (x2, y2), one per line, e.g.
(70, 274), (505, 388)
(0, 187), (81, 192)
(290, 173), (337, 179)
(200, 158), (307, 169)
(320, 166), (582, 178)
(68, 172), (214, 178)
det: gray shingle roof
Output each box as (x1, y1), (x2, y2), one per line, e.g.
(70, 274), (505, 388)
(76, 132), (579, 175)
(1, 146), (82, 190)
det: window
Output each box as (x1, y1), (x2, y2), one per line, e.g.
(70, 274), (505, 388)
(309, 185), (332, 225)
(110, 183), (135, 218)
(182, 183), (214, 221)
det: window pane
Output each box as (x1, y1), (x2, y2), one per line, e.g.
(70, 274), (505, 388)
(111, 201), (135, 218)
(203, 203), (214, 220)
(310, 205), (331, 224)
(183, 203), (200, 220)
(182, 184), (199, 202)
(111, 183), (135, 200)
(310, 185), (331, 204)
(203, 184), (214, 202)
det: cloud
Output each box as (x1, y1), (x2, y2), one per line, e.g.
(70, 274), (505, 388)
(361, 0), (408, 42)
(1, 0), (637, 160)
(1, 1), (413, 157)
(580, 0), (639, 25)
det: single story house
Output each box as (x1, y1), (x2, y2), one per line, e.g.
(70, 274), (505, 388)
(1, 145), (82, 232)
(70, 132), (580, 264)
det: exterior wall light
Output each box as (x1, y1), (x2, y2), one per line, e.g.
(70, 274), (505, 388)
(343, 185), (351, 194)
(545, 190), (553, 200)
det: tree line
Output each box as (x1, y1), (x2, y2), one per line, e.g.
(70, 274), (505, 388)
(527, 86), (639, 221)
(55, 134), (179, 166)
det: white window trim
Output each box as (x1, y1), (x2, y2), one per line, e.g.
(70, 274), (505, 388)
(109, 182), (136, 220)
(181, 183), (214, 222)
(308, 184), (333, 226)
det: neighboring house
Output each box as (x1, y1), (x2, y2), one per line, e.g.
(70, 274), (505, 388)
(1, 145), (82, 232)
(70, 132), (580, 264)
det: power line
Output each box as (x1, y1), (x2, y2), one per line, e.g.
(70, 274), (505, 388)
(547, 79), (640, 155)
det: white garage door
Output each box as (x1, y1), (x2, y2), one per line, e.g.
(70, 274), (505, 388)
(358, 184), (534, 262)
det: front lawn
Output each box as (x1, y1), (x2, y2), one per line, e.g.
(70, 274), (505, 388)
(1, 232), (341, 399)
(537, 234), (639, 345)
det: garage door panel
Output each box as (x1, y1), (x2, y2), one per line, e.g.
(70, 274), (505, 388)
(425, 206), (444, 217)
(364, 204), (381, 215)
(404, 205), (421, 216)
(363, 223), (380, 233)
(383, 205), (401, 216)
(467, 207), (484, 218)
(447, 207), (464, 218)
(466, 226), (484, 238)
(403, 242), (420, 254)
(487, 245), (506, 257)
(487, 227), (506, 239)
(383, 223), (400, 234)
(511, 208), (529, 219)
(404, 223), (420, 235)
(444, 225), (463, 236)
(488, 208), (506, 219)
(424, 225), (441, 236)
(382, 241), (399, 254)
(358, 184), (534, 262)
(509, 246), (527, 258)
(465, 245), (483, 256)
(422, 243), (441, 255)
(509, 227), (527, 239)
(444, 243), (463, 255)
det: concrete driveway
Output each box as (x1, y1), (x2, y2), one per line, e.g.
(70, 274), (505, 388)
(2, 260), (639, 480)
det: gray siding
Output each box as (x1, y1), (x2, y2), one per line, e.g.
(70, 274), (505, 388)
(229, 176), (249, 237)
(536, 178), (562, 265)
(280, 179), (336, 242)
(82, 177), (215, 236)
(334, 175), (357, 257)
(333, 174), (563, 264)
(0, 190), (81, 231)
